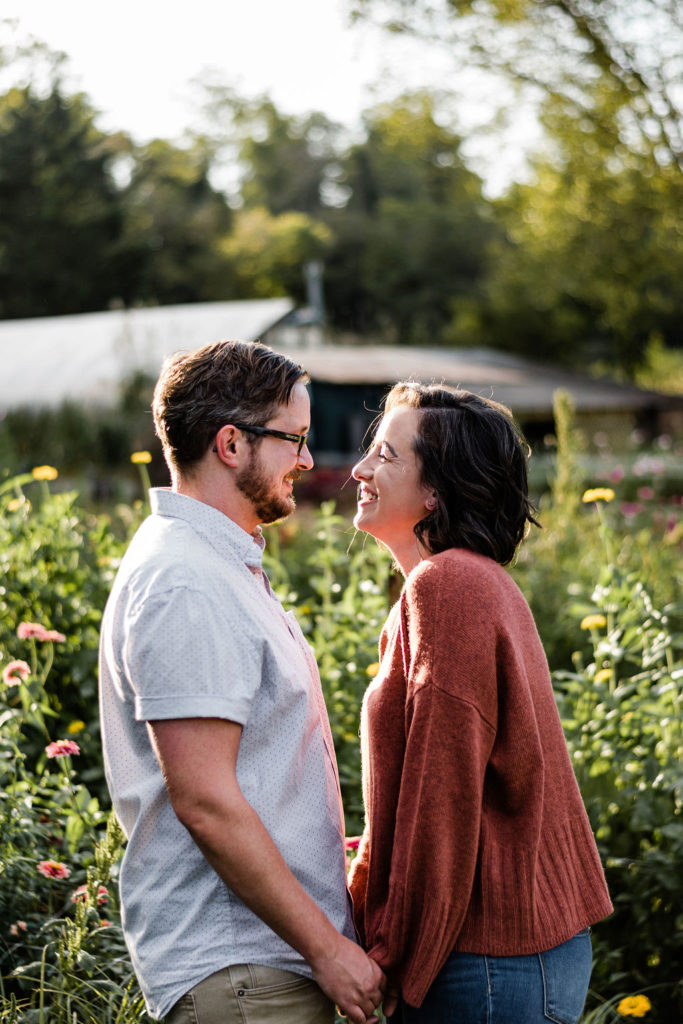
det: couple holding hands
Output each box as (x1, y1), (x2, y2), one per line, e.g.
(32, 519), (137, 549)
(100, 340), (611, 1024)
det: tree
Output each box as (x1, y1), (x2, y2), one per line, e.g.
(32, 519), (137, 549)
(120, 138), (234, 306)
(323, 93), (499, 342)
(473, 96), (683, 370)
(220, 206), (332, 301)
(0, 83), (139, 318)
(191, 85), (346, 216)
(350, 0), (683, 173)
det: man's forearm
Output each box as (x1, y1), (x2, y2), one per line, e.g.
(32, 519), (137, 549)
(182, 787), (339, 963)
(149, 716), (385, 1024)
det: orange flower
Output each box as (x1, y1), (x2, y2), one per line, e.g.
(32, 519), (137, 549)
(617, 994), (652, 1018)
(582, 487), (615, 504)
(37, 859), (70, 880)
(581, 614), (607, 631)
(32, 465), (58, 481)
(130, 450), (152, 464)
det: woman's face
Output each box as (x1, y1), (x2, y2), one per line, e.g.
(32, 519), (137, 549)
(352, 404), (434, 566)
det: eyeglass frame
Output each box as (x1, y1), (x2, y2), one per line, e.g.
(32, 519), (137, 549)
(212, 423), (310, 456)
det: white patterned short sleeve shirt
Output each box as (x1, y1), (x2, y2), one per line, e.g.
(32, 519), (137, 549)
(99, 489), (355, 1019)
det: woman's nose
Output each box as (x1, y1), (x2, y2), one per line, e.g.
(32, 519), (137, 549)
(352, 453), (371, 481)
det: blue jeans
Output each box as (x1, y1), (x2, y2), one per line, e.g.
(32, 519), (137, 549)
(390, 929), (592, 1024)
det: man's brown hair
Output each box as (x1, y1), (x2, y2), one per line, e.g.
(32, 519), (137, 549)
(152, 340), (308, 472)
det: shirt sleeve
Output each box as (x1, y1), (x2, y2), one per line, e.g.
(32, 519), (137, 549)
(122, 583), (263, 725)
(367, 561), (497, 997)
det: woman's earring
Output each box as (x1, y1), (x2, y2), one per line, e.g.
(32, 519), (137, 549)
(426, 497), (437, 510)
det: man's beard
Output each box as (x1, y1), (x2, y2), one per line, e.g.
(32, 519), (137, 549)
(235, 447), (300, 525)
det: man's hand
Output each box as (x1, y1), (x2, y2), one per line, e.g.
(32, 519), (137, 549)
(309, 933), (385, 1024)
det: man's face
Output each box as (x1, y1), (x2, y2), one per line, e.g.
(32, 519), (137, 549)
(235, 381), (313, 525)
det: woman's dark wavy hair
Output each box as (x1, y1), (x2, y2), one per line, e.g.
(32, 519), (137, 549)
(384, 382), (540, 565)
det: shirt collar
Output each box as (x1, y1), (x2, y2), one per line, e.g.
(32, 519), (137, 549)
(149, 488), (264, 568)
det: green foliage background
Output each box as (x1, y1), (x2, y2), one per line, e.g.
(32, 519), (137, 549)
(1, 401), (681, 1022)
(2, 20), (682, 378)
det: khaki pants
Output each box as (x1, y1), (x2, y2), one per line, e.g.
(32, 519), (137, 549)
(164, 964), (335, 1024)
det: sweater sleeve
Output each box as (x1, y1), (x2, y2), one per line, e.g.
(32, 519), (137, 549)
(347, 827), (370, 945)
(366, 560), (497, 1006)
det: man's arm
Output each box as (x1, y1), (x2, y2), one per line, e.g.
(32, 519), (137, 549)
(148, 717), (385, 1024)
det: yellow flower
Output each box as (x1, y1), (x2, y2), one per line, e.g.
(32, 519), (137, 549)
(617, 994), (652, 1018)
(581, 614), (607, 631)
(32, 465), (58, 481)
(67, 720), (86, 735)
(582, 487), (615, 503)
(366, 662), (380, 677)
(594, 668), (612, 685)
(7, 498), (22, 512)
(130, 451), (152, 464)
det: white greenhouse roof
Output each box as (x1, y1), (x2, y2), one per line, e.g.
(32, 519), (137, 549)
(0, 298), (294, 410)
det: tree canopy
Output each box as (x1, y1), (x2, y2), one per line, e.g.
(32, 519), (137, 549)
(350, 0), (683, 173)
(0, 22), (681, 379)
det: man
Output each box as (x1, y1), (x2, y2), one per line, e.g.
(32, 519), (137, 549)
(99, 340), (385, 1024)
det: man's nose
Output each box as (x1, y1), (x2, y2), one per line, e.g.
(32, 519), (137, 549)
(297, 443), (314, 471)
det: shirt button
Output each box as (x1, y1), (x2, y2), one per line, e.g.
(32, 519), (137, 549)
(237, 990), (245, 997)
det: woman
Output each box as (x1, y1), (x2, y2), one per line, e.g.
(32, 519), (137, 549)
(348, 383), (612, 1024)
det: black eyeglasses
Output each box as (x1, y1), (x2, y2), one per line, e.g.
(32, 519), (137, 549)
(213, 424), (310, 455)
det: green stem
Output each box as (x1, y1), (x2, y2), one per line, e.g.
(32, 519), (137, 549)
(39, 642), (54, 687)
(61, 759), (98, 847)
(38, 944), (47, 1024)
(136, 464), (152, 506)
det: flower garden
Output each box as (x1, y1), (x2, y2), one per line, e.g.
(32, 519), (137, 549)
(0, 394), (681, 1023)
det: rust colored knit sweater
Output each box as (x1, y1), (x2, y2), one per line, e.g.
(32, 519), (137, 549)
(348, 548), (612, 1009)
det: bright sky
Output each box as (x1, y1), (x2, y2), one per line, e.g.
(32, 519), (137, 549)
(1, 0), (540, 194)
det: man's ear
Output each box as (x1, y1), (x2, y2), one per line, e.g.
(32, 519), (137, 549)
(213, 425), (241, 467)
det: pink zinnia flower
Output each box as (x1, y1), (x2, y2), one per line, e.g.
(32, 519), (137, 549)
(637, 486), (655, 501)
(17, 622), (65, 643)
(344, 837), (361, 852)
(45, 739), (80, 758)
(3, 660), (31, 686)
(71, 884), (109, 905)
(17, 622), (49, 640)
(37, 859), (70, 880)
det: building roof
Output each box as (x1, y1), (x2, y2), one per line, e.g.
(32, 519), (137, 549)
(0, 300), (679, 421)
(0, 299), (294, 410)
(296, 345), (682, 418)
